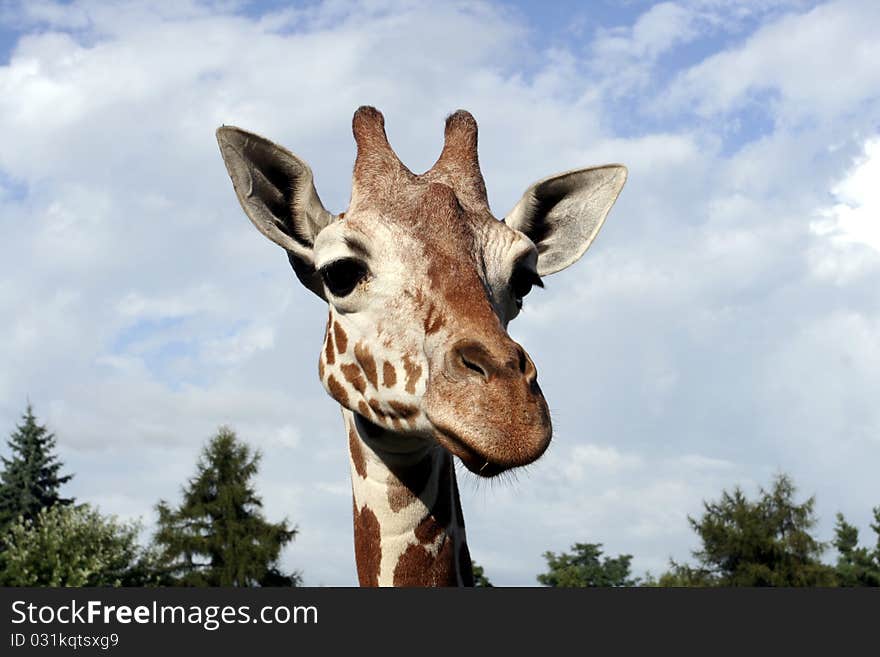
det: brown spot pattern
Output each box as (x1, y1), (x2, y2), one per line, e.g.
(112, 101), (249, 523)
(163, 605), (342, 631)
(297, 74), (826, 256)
(340, 363), (366, 394)
(390, 457), (463, 586)
(393, 538), (457, 587)
(434, 537), (458, 586)
(353, 503), (381, 587)
(385, 456), (433, 513)
(357, 400), (372, 419)
(348, 425), (367, 479)
(402, 354), (422, 395)
(414, 513), (444, 545)
(318, 357), (325, 381)
(424, 304), (446, 335)
(391, 456), (458, 584)
(367, 398), (387, 418)
(388, 400), (418, 419)
(393, 544), (433, 587)
(354, 342), (378, 389)
(386, 474), (417, 513)
(324, 330), (335, 366)
(382, 361), (397, 388)
(333, 322), (348, 354)
(326, 374), (348, 406)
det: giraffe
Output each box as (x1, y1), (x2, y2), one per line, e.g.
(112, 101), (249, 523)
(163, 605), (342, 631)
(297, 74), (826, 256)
(216, 107), (626, 586)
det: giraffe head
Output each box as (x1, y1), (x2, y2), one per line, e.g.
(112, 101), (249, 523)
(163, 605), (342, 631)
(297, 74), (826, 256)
(217, 107), (626, 477)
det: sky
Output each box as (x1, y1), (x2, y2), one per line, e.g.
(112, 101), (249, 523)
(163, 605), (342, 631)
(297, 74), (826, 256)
(1, 0), (879, 586)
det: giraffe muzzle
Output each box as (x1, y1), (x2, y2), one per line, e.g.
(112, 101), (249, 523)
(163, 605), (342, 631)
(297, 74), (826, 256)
(424, 338), (551, 477)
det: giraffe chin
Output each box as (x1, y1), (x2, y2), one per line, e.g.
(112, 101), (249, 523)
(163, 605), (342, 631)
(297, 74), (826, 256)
(423, 376), (553, 477)
(353, 410), (530, 477)
(432, 429), (506, 478)
(429, 424), (551, 478)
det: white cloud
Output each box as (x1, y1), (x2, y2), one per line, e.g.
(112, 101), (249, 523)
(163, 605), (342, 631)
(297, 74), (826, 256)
(592, 2), (699, 93)
(809, 138), (880, 282)
(662, 1), (880, 121)
(561, 444), (644, 480)
(202, 324), (276, 366)
(116, 286), (228, 320)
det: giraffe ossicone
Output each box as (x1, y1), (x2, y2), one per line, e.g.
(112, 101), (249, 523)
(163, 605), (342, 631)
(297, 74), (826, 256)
(216, 107), (626, 586)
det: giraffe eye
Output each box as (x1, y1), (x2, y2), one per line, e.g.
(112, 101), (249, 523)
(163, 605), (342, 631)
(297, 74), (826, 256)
(320, 258), (368, 297)
(510, 266), (543, 309)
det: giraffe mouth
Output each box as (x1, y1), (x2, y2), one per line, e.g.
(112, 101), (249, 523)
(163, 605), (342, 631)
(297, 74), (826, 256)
(431, 427), (506, 478)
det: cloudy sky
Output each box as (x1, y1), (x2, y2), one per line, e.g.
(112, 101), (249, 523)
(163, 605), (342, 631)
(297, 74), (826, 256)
(1, 0), (879, 585)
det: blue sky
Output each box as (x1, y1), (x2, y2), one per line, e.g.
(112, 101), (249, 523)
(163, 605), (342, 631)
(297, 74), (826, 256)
(1, 0), (879, 585)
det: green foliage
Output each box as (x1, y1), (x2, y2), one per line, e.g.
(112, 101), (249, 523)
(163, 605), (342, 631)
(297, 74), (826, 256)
(639, 565), (716, 587)
(472, 561), (493, 587)
(538, 543), (638, 587)
(832, 510), (880, 586)
(154, 427), (300, 586)
(0, 404), (73, 533)
(651, 563), (719, 587)
(0, 504), (158, 586)
(657, 473), (836, 586)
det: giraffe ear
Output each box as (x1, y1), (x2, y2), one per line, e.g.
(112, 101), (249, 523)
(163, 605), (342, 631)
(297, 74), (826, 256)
(504, 165), (627, 276)
(216, 126), (335, 297)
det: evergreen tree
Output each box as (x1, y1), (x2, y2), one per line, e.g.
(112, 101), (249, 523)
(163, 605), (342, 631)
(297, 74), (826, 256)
(0, 404), (73, 533)
(537, 543), (639, 587)
(154, 426), (300, 586)
(659, 473), (836, 586)
(832, 510), (880, 587)
(644, 563), (718, 587)
(471, 561), (493, 587)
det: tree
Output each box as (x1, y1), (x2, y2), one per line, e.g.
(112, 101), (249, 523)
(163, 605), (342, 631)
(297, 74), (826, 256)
(0, 404), (74, 533)
(0, 504), (159, 586)
(659, 473), (836, 586)
(154, 427), (300, 586)
(647, 563), (718, 588)
(472, 561), (493, 587)
(537, 543), (638, 587)
(832, 509), (880, 587)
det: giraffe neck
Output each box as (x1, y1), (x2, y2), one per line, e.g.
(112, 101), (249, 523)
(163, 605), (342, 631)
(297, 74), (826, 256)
(343, 408), (474, 587)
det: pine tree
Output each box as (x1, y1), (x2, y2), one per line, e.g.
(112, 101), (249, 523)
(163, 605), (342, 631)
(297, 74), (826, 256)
(0, 404), (74, 533)
(471, 561), (493, 587)
(154, 426), (300, 586)
(833, 510), (880, 587)
(660, 473), (836, 586)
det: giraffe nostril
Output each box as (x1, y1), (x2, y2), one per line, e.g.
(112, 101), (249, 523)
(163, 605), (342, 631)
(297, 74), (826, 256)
(517, 347), (527, 375)
(449, 340), (494, 381)
(448, 339), (538, 383)
(518, 345), (538, 384)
